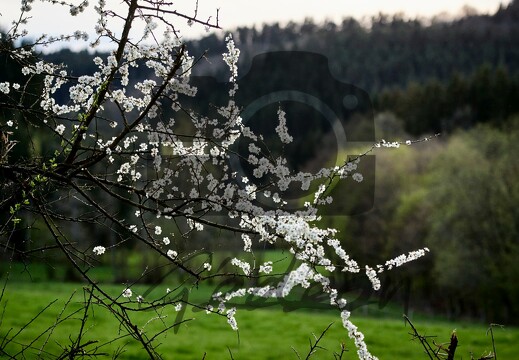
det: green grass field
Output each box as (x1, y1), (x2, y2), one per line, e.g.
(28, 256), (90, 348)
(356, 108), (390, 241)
(1, 280), (518, 359)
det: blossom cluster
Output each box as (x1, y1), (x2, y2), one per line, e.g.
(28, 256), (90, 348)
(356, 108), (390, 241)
(1, 4), (431, 359)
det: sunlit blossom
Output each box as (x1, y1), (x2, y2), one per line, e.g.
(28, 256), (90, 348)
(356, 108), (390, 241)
(122, 288), (132, 298)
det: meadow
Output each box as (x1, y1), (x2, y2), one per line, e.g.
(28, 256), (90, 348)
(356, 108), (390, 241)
(1, 277), (518, 359)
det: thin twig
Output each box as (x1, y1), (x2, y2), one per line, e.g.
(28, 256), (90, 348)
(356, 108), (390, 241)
(404, 314), (439, 360)
(304, 322), (334, 360)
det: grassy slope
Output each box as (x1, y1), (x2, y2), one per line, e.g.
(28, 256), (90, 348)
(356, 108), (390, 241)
(1, 281), (518, 359)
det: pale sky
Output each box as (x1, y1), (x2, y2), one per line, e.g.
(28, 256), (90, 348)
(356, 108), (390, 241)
(0, 0), (511, 52)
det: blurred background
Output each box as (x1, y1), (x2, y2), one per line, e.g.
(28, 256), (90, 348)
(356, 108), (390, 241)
(1, 0), (518, 338)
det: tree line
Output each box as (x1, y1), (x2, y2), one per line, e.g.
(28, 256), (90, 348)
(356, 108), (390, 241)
(31, 0), (519, 139)
(318, 115), (519, 324)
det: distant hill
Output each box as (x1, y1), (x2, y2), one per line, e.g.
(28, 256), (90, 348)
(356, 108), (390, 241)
(35, 0), (519, 136)
(40, 0), (519, 93)
(188, 0), (519, 93)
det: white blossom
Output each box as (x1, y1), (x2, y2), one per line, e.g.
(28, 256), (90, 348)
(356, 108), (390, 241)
(352, 173), (363, 182)
(0, 82), (10, 94)
(275, 108), (293, 144)
(365, 266), (381, 291)
(259, 261), (273, 274)
(55, 124), (66, 135)
(93, 246), (105, 255)
(242, 234), (252, 252)
(230, 258), (251, 275)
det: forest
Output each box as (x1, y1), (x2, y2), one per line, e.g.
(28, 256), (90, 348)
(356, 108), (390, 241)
(1, 0), (518, 327)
